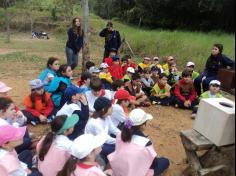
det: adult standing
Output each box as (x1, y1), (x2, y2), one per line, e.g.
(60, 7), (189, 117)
(194, 43), (235, 96)
(66, 17), (84, 70)
(99, 22), (121, 59)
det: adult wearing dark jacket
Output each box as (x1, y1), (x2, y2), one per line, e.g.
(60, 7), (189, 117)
(99, 22), (121, 59)
(194, 44), (235, 96)
(66, 17), (84, 70)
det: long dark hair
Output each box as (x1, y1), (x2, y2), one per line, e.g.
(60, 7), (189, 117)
(57, 156), (86, 176)
(57, 64), (70, 77)
(121, 124), (144, 143)
(0, 97), (13, 112)
(47, 57), (59, 68)
(72, 17), (83, 37)
(30, 90), (47, 109)
(38, 115), (67, 161)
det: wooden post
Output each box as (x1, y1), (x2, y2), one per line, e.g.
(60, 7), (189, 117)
(82, 0), (90, 71)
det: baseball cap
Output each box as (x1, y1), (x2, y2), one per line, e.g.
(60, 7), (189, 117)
(89, 66), (100, 74)
(94, 97), (112, 111)
(0, 125), (26, 146)
(209, 80), (221, 86)
(144, 57), (151, 61)
(153, 57), (160, 61)
(186, 62), (195, 67)
(30, 79), (44, 90)
(114, 89), (135, 101)
(100, 63), (109, 69)
(70, 134), (106, 159)
(112, 56), (120, 62)
(127, 67), (135, 74)
(57, 114), (79, 134)
(63, 85), (86, 102)
(0, 82), (12, 93)
(128, 108), (153, 126)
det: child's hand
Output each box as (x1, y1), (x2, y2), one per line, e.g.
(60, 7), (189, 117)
(104, 169), (113, 176)
(79, 94), (88, 105)
(39, 115), (47, 122)
(165, 92), (171, 97)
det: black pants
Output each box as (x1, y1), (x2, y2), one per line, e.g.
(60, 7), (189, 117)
(103, 49), (110, 60)
(173, 96), (198, 110)
(150, 157), (170, 176)
(15, 128), (32, 154)
(150, 96), (173, 106)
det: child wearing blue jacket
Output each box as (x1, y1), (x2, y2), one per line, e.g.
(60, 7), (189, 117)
(39, 57), (60, 91)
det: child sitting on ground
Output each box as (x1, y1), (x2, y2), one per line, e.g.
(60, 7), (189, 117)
(23, 79), (54, 125)
(191, 80), (223, 119)
(85, 61), (95, 72)
(89, 66), (101, 78)
(108, 108), (170, 176)
(37, 114), (79, 176)
(57, 134), (111, 176)
(0, 82), (27, 127)
(162, 55), (176, 72)
(77, 71), (92, 91)
(57, 85), (89, 139)
(111, 80), (125, 99)
(151, 56), (163, 73)
(111, 89), (134, 129)
(85, 97), (120, 161)
(0, 125), (42, 176)
(151, 66), (160, 84)
(122, 67), (135, 84)
(125, 73), (151, 107)
(138, 57), (151, 73)
(185, 61), (200, 81)
(85, 77), (112, 113)
(173, 70), (198, 109)
(165, 62), (181, 86)
(48, 64), (72, 109)
(121, 55), (137, 74)
(104, 48), (117, 66)
(109, 56), (124, 80)
(141, 68), (155, 97)
(38, 57), (60, 91)
(150, 73), (172, 106)
(99, 63), (113, 90)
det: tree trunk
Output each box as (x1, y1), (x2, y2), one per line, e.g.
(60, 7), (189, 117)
(5, 6), (10, 43)
(82, 0), (90, 71)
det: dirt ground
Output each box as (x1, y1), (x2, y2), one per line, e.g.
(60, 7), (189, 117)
(0, 36), (234, 175)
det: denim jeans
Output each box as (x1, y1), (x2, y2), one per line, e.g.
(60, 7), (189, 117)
(66, 47), (79, 70)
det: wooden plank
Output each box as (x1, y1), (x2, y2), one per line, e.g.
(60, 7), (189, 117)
(198, 165), (228, 176)
(180, 129), (214, 151)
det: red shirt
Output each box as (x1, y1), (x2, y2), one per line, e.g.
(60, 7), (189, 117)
(122, 62), (137, 75)
(104, 57), (113, 67)
(109, 64), (124, 80)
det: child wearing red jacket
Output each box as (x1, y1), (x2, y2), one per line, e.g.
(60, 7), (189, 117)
(109, 56), (124, 80)
(121, 55), (137, 75)
(22, 79), (54, 125)
(173, 70), (198, 109)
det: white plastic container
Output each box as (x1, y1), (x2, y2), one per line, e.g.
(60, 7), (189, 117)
(194, 98), (235, 146)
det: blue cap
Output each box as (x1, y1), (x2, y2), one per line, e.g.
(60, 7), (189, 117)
(112, 56), (120, 62)
(64, 85), (85, 101)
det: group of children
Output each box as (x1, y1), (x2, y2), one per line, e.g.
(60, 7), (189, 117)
(0, 48), (226, 175)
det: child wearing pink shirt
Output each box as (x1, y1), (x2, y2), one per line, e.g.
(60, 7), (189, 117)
(57, 134), (112, 176)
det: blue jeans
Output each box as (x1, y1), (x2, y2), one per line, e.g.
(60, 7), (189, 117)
(151, 157), (170, 176)
(194, 74), (217, 96)
(66, 47), (79, 70)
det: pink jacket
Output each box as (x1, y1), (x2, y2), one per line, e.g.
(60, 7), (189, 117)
(108, 135), (156, 176)
(0, 150), (20, 174)
(36, 136), (71, 176)
(72, 163), (106, 176)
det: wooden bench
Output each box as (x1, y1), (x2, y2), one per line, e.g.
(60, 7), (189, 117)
(218, 68), (235, 95)
(180, 129), (234, 176)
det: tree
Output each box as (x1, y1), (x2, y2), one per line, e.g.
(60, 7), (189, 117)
(82, 0), (90, 71)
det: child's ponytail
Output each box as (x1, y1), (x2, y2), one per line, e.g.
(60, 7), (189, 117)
(57, 156), (78, 176)
(38, 115), (67, 161)
(121, 120), (133, 142)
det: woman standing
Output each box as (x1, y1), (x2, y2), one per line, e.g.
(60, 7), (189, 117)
(194, 44), (235, 96)
(66, 17), (84, 70)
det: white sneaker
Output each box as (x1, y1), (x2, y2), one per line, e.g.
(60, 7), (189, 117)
(191, 113), (197, 119)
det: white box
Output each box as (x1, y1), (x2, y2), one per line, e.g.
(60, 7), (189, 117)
(193, 98), (235, 146)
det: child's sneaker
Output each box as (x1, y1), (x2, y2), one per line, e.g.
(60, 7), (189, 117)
(191, 113), (197, 119)
(152, 101), (158, 105)
(30, 121), (37, 126)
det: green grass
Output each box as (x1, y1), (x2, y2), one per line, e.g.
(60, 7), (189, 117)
(0, 5), (235, 72)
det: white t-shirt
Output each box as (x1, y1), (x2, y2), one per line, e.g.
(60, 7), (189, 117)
(85, 117), (120, 144)
(56, 102), (81, 116)
(85, 90), (112, 112)
(110, 104), (127, 127)
(53, 135), (73, 151)
(0, 118), (9, 126)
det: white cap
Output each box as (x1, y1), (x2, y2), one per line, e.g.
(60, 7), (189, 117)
(127, 67), (135, 74)
(144, 57), (151, 61)
(100, 63), (109, 69)
(70, 134), (106, 159)
(128, 108), (153, 126)
(209, 80), (221, 86)
(89, 66), (100, 74)
(186, 62), (195, 67)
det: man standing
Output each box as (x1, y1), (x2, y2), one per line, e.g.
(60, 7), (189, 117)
(99, 22), (121, 59)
